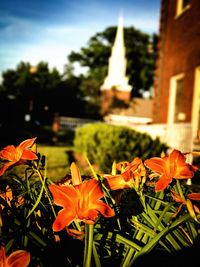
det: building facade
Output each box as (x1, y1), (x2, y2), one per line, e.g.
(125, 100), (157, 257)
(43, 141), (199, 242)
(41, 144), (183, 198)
(104, 1), (200, 154)
(153, 0), (200, 144)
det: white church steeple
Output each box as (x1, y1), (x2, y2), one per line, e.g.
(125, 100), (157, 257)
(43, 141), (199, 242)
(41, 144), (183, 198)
(100, 14), (132, 92)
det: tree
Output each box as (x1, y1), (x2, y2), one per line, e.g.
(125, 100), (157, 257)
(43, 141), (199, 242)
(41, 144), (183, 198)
(0, 62), (60, 143)
(68, 26), (158, 98)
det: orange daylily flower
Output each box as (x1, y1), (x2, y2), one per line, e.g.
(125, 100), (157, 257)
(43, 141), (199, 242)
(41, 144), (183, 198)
(56, 162), (82, 187)
(0, 246), (30, 267)
(0, 138), (38, 176)
(49, 179), (115, 232)
(144, 149), (197, 192)
(70, 162), (82, 185)
(104, 157), (146, 190)
(0, 186), (12, 206)
(0, 186), (24, 210)
(187, 192), (200, 201)
(171, 190), (200, 221)
(0, 186), (24, 227)
(66, 228), (85, 240)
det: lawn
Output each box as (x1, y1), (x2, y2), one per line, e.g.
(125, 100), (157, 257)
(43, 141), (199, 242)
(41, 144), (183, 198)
(2, 144), (98, 183)
(37, 145), (94, 182)
(37, 145), (72, 182)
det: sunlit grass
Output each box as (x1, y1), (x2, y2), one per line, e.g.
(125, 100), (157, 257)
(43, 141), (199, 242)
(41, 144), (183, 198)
(2, 145), (96, 183)
(37, 145), (71, 182)
(3, 145), (72, 183)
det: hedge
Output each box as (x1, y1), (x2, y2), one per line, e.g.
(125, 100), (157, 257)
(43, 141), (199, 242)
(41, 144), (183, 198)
(73, 122), (168, 172)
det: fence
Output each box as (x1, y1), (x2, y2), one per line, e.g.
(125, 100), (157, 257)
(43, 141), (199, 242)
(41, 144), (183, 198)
(58, 116), (98, 130)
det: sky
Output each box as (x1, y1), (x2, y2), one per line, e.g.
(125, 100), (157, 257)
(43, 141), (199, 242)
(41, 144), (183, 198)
(0, 0), (161, 77)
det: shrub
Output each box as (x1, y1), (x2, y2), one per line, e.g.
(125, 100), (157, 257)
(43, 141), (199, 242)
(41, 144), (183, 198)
(73, 122), (168, 172)
(53, 128), (75, 146)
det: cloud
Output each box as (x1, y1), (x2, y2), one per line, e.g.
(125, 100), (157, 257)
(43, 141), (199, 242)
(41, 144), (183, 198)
(20, 42), (70, 73)
(0, 1), (160, 76)
(0, 13), (40, 42)
(125, 17), (159, 33)
(44, 25), (94, 46)
(0, 14), (93, 74)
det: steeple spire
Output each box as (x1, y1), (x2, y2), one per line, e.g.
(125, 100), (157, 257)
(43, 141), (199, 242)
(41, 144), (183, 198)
(100, 14), (132, 92)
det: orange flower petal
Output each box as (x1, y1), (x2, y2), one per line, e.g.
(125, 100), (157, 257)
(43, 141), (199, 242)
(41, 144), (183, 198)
(170, 150), (197, 178)
(0, 162), (13, 176)
(18, 137), (37, 151)
(0, 145), (16, 160)
(171, 190), (186, 204)
(174, 166), (195, 179)
(0, 246), (6, 265)
(144, 158), (166, 174)
(187, 193), (200, 201)
(104, 175), (129, 190)
(169, 149), (185, 164)
(116, 161), (130, 171)
(49, 184), (78, 208)
(155, 174), (172, 192)
(70, 162), (82, 185)
(6, 250), (30, 267)
(122, 170), (133, 181)
(5, 186), (13, 202)
(130, 157), (143, 167)
(193, 205), (200, 214)
(54, 234), (60, 242)
(84, 209), (99, 223)
(20, 150), (38, 161)
(78, 179), (104, 200)
(93, 200), (115, 218)
(67, 228), (85, 240)
(53, 208), (75, 232)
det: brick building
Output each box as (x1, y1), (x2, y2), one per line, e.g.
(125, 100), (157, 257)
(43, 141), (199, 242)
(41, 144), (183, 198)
(103, 1), (200, 153)
(153, 0), (200, 142)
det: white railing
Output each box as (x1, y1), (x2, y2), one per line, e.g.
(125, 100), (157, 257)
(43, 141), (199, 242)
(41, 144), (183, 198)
(59, 116), (98, 130)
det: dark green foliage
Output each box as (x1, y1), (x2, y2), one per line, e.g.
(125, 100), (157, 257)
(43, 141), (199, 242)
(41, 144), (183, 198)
(54, 129), (75, 146)
(68, 26), (158, 97)
(73, 123), (168, 172)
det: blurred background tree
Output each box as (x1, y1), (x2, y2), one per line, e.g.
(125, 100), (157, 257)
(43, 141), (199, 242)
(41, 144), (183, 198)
(68, 26), (157, 98)
(0, 25), (157, 145)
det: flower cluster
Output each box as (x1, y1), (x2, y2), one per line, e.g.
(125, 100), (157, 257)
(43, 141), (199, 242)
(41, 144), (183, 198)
(0, 138), (200, 266)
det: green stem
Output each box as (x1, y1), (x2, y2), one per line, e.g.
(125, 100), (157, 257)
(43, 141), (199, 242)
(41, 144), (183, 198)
(154, 190), (164, 210)
(34, 166), (56, 218)
(120, 248), (135, 267)
(83, 224), (94, 267)
(93, 242), (101, 267)
(175, 180), (185, 200)
(26, 164), (56, 218)
(73, 219), (83, 232)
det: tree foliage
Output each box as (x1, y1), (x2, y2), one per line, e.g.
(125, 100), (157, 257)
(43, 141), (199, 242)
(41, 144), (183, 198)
(0, 61), (88, 145)
(68, 26), (158, 97)
(0, 25), (158, 145)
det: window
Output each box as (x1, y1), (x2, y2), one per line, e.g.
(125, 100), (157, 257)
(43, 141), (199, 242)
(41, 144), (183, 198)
(168, 74), (186, 124)
(191, 66), (200, 141)
(174, 77), (185, 122)
(176, 0), (191, 17)
(183, 0), (190, 9)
